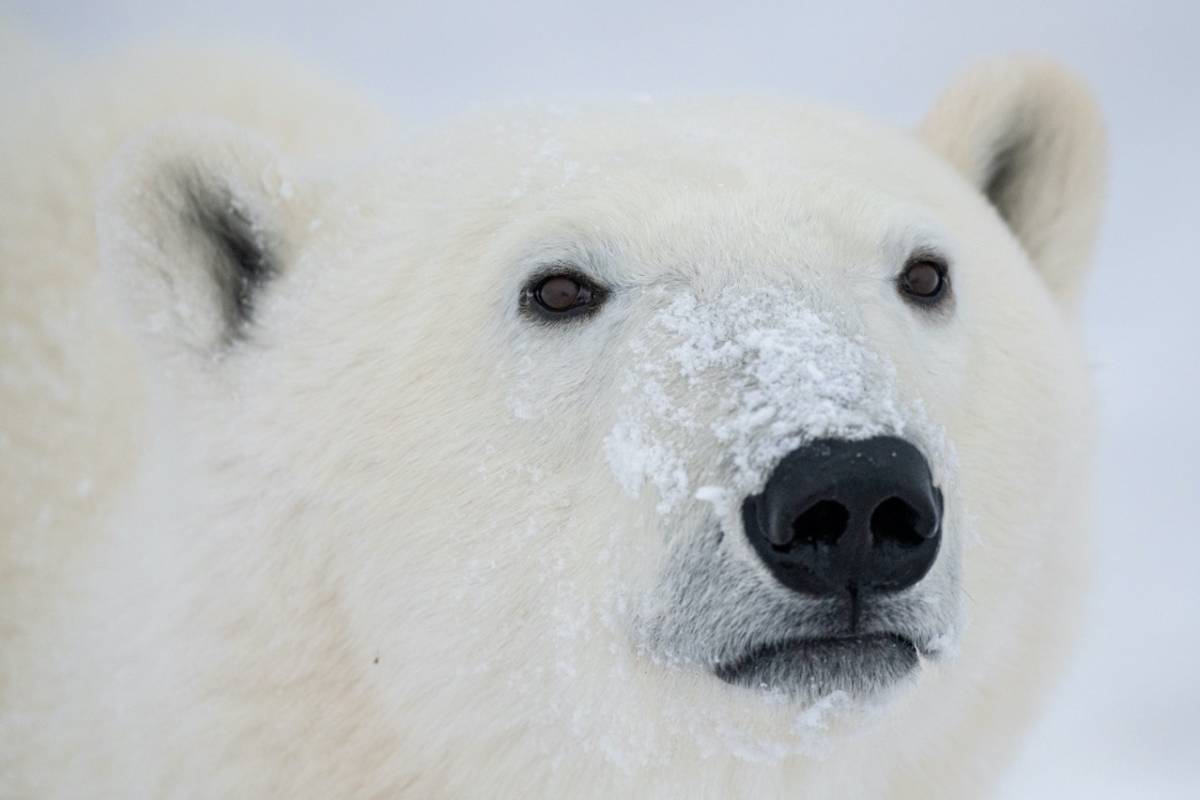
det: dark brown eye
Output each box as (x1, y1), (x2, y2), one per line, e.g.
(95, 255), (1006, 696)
(899, 257), (948, 303)
(537, 276), (587, 311)
(523, 271), (607, 320)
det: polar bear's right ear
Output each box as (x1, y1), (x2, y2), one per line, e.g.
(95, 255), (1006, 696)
(98, 121), (300, 359)
(919, 59), (1106, 307)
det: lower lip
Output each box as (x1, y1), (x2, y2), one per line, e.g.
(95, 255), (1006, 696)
(715, 633), (920, 696)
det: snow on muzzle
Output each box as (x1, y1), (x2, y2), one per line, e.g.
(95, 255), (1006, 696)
(604, 287), (929, 523)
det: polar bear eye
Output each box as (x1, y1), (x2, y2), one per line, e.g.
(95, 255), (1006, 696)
(899, 256), (949, 306)
(522, 270), (608, 321)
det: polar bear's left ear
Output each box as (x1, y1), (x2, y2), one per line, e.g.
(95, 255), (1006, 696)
(919, 58), (1106, 306)
(98, 121), (302, 359)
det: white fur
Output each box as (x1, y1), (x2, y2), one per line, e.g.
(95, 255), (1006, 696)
(1, 40), (1103, 799)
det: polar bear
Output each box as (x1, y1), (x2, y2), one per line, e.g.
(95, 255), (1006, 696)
(0, 40), (1104, 799)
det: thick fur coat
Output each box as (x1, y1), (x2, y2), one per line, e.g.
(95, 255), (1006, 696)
(1, 37), (1104, 798)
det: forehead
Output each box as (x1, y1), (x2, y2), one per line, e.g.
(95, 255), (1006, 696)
(328, 98), (995, 308)
(426, 102), (964, 279)
(390, 98), (966, 209)
(458, 100), (957, 202)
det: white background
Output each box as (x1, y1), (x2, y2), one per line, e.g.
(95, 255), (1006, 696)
(6, 1), (1198, 796)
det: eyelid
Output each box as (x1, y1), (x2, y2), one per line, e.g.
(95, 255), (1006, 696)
(905, 249), (947, 268)
(526, 263), (599, 287)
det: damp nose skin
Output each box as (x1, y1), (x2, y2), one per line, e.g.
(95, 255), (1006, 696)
(742, 436), (943, 597)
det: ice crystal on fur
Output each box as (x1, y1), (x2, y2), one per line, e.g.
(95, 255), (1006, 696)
(605, 288), (908, 513)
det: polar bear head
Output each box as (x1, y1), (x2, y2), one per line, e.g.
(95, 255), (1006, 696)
(99, 58), (1103, 794)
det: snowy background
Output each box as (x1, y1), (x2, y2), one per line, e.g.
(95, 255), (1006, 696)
(6, 0), (1198, 796)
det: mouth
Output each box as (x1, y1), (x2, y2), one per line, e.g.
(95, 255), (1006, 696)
(714, 633), (920, 697)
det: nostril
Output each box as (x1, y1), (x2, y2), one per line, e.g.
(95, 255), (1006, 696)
(781, 500), (849, 552)
(869, 497), (925, 548)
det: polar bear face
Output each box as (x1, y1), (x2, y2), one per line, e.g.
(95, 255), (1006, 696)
(100, 59), (1103, 784)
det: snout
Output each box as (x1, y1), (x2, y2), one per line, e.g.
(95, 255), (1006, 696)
(742, 436), (943, 598)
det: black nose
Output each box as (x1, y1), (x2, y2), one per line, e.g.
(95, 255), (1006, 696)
(742, 436), (943, 597)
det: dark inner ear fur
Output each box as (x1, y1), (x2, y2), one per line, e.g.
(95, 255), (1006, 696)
(181, 173), (276, 341)
(981, 132), (1029, 228)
